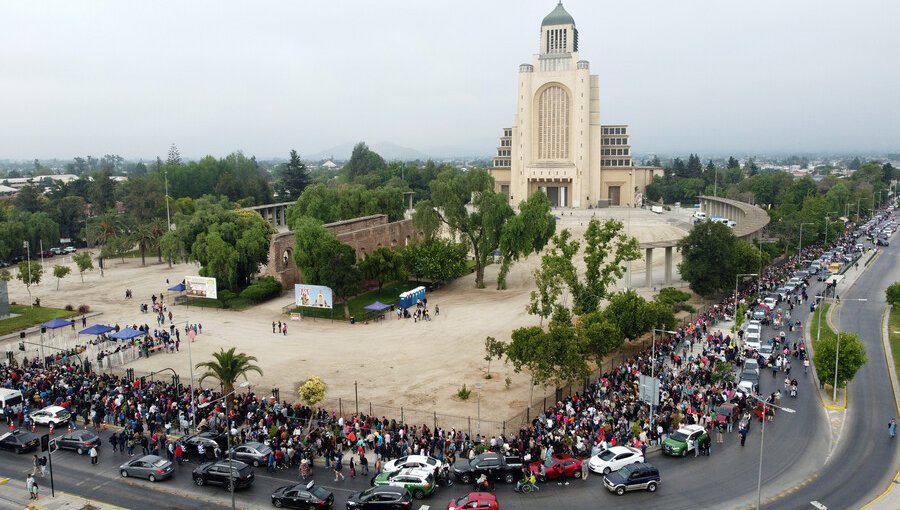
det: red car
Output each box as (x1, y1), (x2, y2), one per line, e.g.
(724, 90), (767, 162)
(447, 492), (498, 510)
(528, 453), (583, 482)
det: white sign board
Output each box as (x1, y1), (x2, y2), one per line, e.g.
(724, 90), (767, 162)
(638, 374), (660, 406)
(184, 276), (218, 300)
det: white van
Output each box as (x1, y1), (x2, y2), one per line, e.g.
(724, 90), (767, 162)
(692, 211), (707, 224)
(0, 388), (24, 414)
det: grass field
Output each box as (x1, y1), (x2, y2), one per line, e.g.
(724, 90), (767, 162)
(0, 304), (78, 336)
(291, 281), (427, 321)
(889, 308), (900, 376)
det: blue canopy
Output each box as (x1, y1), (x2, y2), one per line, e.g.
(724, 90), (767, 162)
(79, 324), (115, 335)
(42, 318), (74, 329)
(110, 327), (145, 340)
(168, 282), (186, 291)
(363, 301), (391, 312)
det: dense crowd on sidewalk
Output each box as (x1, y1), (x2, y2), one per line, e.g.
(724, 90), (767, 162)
(0, 223), (867, 476)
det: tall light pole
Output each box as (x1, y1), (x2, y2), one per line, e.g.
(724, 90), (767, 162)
(198, 381), (249, 510)
(750, 394), (796, 510)
(649, 329), (677, 432)
(798, 222), (814, 259)
(857, 196), (874, 224)
(475, 383), (482, 438)
(164, 167), (172, 230)
(823, 212), (838, 246)
(735, 273), (758, 312)
(815, 295), (867, 402)
(23, 241), (32, 308)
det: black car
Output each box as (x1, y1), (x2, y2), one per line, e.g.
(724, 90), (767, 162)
(451, 453), (523, 484)
(232, 441), (273, 467)
(877, 237), (890, 246)
(603, 462), (660, 495)
(0, 430), (40, 453)
(271, 481), (334, 509)
(58, 429), (102, 455)
(346, 486), (412, 509)
(193, 460), (255, 491)
(180, 431), (226, 459)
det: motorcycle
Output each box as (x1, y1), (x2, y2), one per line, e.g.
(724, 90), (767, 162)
(473, 478), (495, 492)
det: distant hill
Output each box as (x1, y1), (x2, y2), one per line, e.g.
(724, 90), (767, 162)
(307, 141), (430, 161)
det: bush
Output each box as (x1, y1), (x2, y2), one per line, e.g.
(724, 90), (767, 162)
(456, 384), (471, 400)
(239, 277), (283, 303)
(887, 282), (900, 309)
(77, 304), (90, 314)
(217, 290), (237, 308)
(64, 304), (74, 311)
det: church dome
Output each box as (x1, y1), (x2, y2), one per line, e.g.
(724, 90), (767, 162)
(542, 2), (575, 27)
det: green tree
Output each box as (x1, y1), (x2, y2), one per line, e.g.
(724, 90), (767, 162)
(292, 217), (361, 318)
(526, 265), (564, 327)
(505, 307), (589, 388)
(813, 332), (867, 391)
(0, 269), (10, 282)
(402, 238), (468, 283)
(358, 247), (405, 291)
(55, 196), (87, 241)
(277, 149), (310, 200)
(131, 222), (157, 267)
(496, 191), (556, 289)
(16, 261), (42, 297)
(298, 376), (326, 406)
(52, 265), (70, 290)
(413, 168), (512, 288)
(483, 336), (506, 378)
(15, 185), (44, 213)
(603, 290), (675, 341)
(887, 282), (900, 309)
(678, 220), (753, 297)
(342, 142), (386, 184)
(159, 230), (185, 268)
(72, 252), (94, 283)
(195, 347), (263, 394)
(576, 310), (624, 365)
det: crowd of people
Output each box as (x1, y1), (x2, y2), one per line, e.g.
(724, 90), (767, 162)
(0, 216), (873, 487)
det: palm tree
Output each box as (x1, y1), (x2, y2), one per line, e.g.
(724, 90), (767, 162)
(195, 347), (263, 394)
(149, 218), (168, 263)
(131, 223), (156, 266)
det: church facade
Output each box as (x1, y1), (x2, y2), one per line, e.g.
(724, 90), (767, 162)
(490, 3), (662, 208)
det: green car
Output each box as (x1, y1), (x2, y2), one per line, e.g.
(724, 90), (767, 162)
(662, 425), (709, 456)
(371, 467), (436, 499)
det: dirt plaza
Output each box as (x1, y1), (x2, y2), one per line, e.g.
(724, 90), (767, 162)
(2, 207), (692, 423)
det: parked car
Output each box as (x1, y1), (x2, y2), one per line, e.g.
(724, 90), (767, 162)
(119, 454), (174, 482)
(603, 462), (660, 495)
(446, 492), (498, 510)
(38, 250), (54, 258)
(271, 481), (334, 509)
(662, 425), (708, 457)
(588, 446), (644, 475)
(231, 441), (272, 467)
(762, 297), (777, 309)
(452, 453), (523, 484)
(0, 430), (40, 453)
(63, 246), (77, 253)
(50, 247), (65, 255)
(58, 429), (101, 454)
(179, 431), (225, 458)
(528, 453), (583, 481)
(372, 468), (436, 499)
(192, 460), (255, 490)
(29, 405), (71, 426)
(382, 454), (441, 475)
(346, 486), (413, 509)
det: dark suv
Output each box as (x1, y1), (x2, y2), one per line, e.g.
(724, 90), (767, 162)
(451, 452), (524, 484)
(192, 460), (255, 491)
(603, 462), (660, 495)
(180, 431), (226, 459)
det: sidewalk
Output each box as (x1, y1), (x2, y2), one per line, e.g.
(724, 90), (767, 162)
(0, 478), (125, 510)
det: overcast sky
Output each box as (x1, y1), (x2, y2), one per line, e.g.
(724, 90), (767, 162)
(2, 0), (898, 160)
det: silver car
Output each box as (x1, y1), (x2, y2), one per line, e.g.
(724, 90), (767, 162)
(119, 454), (175, 482)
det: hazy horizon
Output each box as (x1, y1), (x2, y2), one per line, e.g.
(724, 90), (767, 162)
(2, 1), (898, 160)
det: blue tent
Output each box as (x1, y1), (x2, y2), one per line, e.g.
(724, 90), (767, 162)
(110, 327), (145, 340)
(41, 318), (74, 329)
(363, 301), (391, 312)
(78, 324), (115, 335)
(168, 282), (186, 291)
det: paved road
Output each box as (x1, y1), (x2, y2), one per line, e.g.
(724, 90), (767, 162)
(773, 242), (900, 509)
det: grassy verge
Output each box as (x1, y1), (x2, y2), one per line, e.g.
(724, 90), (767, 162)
(809, 303), (837, 348)
(179, 297), (252, 311)
(0, 304), (78, 336)
(889, 307), (900, 377)
(291, 281), (427, 321)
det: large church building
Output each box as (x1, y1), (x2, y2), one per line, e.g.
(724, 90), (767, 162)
(490, 3), (662, 208)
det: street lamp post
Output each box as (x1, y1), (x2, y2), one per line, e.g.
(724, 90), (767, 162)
(798, 222), (814, 259)
(823, 212), (838, 246)
(198, 381), (249, 510)
(164, 168), (172, 230)
(475, 383), (482, 438)
(748, 394), (796, 510)
(814, 295), (867, 402)
(735, 273), (758, 313)
(649, 329), (678, 432)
